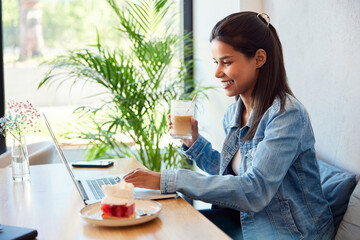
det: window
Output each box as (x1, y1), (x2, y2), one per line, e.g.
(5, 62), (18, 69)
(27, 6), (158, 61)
(1, 0), (191, 156)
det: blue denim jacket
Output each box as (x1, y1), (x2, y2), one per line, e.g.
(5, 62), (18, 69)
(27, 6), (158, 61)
(161, 95), (335, 240)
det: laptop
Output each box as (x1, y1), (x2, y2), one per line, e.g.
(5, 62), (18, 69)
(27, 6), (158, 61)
(42, 113), (177, 205)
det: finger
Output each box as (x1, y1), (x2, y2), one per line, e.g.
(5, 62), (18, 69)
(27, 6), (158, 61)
(123, 174), (133, 182)
(123, 168), (138, 178)
(123, 172), (133, 180)
(191, 117), (196, 125)
(125, 177), (146, 188)
(168, 115), (173, 129)
(191, 118), (198, 130)
(123, 168), (141, 180)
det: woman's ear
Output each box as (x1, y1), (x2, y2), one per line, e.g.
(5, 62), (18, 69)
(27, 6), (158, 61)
(255, 49), (267, 68)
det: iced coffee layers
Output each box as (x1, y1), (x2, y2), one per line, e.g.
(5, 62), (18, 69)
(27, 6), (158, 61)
(100, 180), (136, 218)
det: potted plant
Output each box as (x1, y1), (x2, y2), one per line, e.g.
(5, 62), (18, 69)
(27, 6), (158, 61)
(38, 0), (209, 171)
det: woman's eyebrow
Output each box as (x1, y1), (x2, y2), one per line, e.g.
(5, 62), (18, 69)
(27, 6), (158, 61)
(219, 56), (233, 60)
(213, 56), (233, 60)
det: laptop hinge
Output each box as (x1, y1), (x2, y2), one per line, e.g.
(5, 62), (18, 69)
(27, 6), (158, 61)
(76, 180), (89, 201)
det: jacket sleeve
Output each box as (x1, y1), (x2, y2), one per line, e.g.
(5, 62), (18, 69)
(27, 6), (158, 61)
(179, 101), (235, 175)
(180, 135), (221, 175)
(161, 105), (306, 212)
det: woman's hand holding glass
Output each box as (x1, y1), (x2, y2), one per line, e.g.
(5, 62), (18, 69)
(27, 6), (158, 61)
(123, 115), (198, 189)
(168, 114), (199, 148)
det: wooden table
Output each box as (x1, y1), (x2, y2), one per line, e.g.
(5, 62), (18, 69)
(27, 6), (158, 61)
(0, 158), (230, 240)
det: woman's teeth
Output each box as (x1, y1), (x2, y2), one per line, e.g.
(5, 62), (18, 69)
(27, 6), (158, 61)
(222, 80), (234, 87)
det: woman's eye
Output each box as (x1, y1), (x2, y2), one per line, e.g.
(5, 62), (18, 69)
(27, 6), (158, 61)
(223, 61), (232, 66)
(213, 61), (218, 65)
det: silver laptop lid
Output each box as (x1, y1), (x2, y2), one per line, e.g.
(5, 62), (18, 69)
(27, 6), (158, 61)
(41, 113), (87, 201)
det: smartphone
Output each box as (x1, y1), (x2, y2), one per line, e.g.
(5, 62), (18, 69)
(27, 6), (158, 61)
(71, 160), (114, 168)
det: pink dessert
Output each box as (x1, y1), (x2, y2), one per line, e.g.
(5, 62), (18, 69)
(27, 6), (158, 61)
(101, 203), (135, 218)
(100, 180), (135, 218)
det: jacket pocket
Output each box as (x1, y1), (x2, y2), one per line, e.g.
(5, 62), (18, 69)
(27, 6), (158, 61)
(242, 137), (262, 171)
(280, 200), (304, 240)
(243, 148), (255, 171)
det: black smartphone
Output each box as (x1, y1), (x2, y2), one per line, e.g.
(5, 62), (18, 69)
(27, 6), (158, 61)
(71, 160), (114, 168)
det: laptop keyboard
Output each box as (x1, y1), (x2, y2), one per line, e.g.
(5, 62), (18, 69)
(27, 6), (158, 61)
(86, 177), (121, 200)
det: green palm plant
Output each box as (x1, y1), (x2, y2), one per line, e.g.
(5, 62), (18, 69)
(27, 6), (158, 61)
(38, 0), (209, 171)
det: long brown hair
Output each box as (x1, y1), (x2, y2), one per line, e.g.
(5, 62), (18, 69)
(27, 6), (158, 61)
(210, 11), (294, 141)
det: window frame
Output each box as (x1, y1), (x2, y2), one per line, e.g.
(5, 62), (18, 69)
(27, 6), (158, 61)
(0, 0), (6, 154)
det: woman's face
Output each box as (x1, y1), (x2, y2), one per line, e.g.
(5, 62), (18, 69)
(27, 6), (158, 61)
(211, 40), (259, 98)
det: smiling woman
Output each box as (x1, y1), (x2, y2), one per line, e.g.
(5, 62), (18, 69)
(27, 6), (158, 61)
(123, 11), (335, 240)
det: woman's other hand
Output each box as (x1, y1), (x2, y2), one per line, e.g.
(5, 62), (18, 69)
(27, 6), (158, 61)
(123, 168), (161, 190)
(168, 114), (199, 148)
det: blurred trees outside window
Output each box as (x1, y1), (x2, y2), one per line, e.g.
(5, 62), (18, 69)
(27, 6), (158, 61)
(3, 0), (128, 64)
(18, 0), (44, 60)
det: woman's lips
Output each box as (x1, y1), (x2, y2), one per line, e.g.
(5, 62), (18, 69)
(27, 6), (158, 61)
(222, 80), (234, 89)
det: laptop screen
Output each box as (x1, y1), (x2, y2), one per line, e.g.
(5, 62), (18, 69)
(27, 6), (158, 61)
(42, 113), (82, 190)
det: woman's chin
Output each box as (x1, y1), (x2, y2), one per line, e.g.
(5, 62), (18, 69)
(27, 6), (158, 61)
(224, 90), (238, 98)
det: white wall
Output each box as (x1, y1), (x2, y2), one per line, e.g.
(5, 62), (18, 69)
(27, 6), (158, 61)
(263, 0), (360, 174)
(194, 0), (360, 174)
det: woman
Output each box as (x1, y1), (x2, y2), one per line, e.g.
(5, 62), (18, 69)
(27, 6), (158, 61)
(124, 11), (334, 240)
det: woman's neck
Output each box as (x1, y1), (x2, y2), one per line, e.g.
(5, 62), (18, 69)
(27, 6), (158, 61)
(240, 95), (252, 127)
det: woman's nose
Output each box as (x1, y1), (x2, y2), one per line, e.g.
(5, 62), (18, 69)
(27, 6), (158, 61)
(214, 65), (224, 78)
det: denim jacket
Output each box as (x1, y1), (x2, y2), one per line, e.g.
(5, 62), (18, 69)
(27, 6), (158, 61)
(161, 95), (335, 240)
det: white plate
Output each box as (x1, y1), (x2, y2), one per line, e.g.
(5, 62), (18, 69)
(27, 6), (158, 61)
(80, 199), (162, 227)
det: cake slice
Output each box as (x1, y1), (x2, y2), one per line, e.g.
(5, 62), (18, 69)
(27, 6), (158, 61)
(100, 180), (135, 218)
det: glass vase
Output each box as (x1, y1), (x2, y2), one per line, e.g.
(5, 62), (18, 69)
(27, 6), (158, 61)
(11, 135), (30, 182)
